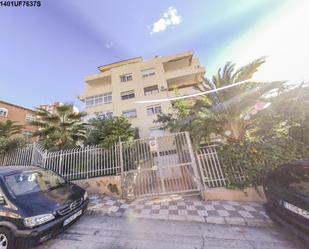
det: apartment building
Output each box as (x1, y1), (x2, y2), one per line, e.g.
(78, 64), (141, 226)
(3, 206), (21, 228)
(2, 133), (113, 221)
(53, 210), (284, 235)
(80, 51), (205, 138)
(39, 102), (63, 113)
(40, 102), (80, 114)
(0, 100), (37, 139)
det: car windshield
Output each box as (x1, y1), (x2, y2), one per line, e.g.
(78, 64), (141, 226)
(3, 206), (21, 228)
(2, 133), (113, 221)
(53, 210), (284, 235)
(3, 169), (66, 196)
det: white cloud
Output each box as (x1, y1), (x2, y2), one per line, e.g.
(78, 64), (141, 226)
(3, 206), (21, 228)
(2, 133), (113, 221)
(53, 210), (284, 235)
(150, 7), (182, 34)
(105, 41), (113, 49)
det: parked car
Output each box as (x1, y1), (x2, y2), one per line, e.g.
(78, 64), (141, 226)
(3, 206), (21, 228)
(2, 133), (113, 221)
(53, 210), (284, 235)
(0, 165), (89, 249)
(263, 160), (309, 245)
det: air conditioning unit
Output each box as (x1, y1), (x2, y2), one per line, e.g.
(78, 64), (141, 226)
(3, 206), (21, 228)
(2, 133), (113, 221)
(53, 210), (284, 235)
(160, 86), (167, 91)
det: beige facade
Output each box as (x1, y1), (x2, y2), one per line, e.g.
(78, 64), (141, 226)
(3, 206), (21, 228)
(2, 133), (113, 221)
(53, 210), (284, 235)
(80, 51), (205, 138)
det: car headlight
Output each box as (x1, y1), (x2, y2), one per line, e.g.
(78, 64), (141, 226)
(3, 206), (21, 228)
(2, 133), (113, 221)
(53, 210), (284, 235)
(83, 191), (88, 200)
(24, 213), (55, 228)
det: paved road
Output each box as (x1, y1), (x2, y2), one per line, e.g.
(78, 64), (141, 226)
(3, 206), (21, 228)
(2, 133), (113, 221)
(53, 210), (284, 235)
(36, 215), (304, 249)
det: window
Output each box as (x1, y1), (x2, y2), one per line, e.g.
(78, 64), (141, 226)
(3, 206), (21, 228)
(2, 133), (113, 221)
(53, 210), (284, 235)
(96, 111), (113, 120)
(144, 85), (159, 96)
(0, 108), (8, 117)
(4, 169), (66, 196)
(147, 105), (162, 115)
(85, 92), (112, 107)
(120, 73), (133, 82)
(142, 68), (155, 78)
(121, 90), (135, 100)
(25, 114), (36, 122)
(122, 109), (137, 119)
(149, 127), (165, 137)
(22, 131), (33, 139)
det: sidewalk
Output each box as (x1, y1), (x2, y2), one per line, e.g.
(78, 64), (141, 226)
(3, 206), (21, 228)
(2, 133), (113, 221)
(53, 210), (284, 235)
(87, 194), (274, 228)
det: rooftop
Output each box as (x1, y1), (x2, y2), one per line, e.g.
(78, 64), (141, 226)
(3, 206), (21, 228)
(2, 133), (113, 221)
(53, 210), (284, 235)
(0, 100), (34, 112)
(96, 51), (194, 73)
(98, 57), (143, 72)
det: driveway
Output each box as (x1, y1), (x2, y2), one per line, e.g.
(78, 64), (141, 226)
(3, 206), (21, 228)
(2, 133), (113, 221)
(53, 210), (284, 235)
(36, 215), (304, 249)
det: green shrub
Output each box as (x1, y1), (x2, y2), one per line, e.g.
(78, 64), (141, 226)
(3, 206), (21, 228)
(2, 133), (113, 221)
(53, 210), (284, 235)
(0, 137), (27, 155)
(217, 137), (309, 189)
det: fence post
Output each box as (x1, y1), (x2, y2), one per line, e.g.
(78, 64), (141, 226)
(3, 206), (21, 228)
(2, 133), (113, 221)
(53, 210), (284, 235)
(185, 132), (203, 191)
(43, 150), (48, 168)
(119, 141), (124, 175)
(86, 147), (89, 179)
(30, 142), (36, 165)
(3, 154), (7, 166)
(59, 150), (63, 176)
(119, 139), (124, 198)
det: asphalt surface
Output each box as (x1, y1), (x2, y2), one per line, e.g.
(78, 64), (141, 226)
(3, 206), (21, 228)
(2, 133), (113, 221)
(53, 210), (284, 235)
(36, 215), (305, 249)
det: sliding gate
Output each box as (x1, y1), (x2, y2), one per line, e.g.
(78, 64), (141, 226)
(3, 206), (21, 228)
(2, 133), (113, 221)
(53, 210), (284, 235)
(121, 132), (201, 198)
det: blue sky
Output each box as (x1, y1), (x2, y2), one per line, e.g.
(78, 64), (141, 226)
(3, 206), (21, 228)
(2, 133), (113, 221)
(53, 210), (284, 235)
(1, 0), (307, 110)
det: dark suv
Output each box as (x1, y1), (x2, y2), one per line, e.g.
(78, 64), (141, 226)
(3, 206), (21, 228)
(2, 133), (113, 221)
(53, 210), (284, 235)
(0, 166), (89, 249)
(263, 160), (309, 245)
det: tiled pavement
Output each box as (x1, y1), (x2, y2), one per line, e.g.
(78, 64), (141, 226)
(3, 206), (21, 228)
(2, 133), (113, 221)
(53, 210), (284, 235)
(87, 194), (274, 227)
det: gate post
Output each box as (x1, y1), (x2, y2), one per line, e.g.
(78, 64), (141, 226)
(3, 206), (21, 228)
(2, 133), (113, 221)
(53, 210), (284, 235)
(184, 132), (203, 191)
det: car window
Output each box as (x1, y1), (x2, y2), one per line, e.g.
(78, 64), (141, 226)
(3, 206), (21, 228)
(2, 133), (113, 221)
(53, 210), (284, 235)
(271, 164), (309, 195)
(287, 165), (309, 195)
(4, 170), (66, 196)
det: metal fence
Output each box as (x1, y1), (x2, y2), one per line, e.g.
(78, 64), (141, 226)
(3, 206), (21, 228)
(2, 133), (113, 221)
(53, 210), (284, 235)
(196, 145), (247, 188)
(0, 135), (247, 190)
(44, 145), (121, 180)
(0, 143), (121, 181)
(0, 144), (35, 166)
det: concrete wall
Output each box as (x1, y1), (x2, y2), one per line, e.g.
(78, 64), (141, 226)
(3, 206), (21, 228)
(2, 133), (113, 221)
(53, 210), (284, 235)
(73, 175), (266, 203)
(73, 175), (122, 197)
(201, 186), (266, 203)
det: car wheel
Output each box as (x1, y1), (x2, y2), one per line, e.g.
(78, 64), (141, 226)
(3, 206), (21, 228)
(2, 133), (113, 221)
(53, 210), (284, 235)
(0, 228), (14, 249)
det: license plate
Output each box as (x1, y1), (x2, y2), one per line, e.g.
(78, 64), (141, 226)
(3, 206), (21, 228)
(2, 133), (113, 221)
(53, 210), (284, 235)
(63, 210), (83, 226)
(282, 201), (309, 219)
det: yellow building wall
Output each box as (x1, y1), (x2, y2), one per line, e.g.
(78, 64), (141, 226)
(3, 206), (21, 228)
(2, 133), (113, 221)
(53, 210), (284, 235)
(82, 52), (205, 138)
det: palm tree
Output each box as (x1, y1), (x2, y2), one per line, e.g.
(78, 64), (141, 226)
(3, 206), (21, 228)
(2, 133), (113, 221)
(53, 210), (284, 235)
(197, 57), (284, 140)
(0, 120), (23, 138)
(31, 105), (87, 150)
(157, 57), (284, 145)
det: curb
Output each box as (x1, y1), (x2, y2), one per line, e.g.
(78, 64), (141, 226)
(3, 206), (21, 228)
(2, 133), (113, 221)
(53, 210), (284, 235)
(85, 208), (275, 228)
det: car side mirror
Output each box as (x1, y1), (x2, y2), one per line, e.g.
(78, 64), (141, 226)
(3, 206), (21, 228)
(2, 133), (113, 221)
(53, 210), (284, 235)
(0, 195), (6, 205)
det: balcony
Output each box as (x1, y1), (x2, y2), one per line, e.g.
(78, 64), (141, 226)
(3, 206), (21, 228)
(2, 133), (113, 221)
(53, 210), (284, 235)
(166, 65), (205, 89)
(85, 71), (112, 83)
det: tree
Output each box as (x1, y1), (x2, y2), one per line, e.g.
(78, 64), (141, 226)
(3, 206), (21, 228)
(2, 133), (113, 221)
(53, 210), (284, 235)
(0, 120), (26, 154)
(156, 97), (223, 148)
(85, 116), (137, 148)
(249, 82), (309, 143)
(0, 120), (23, 138)
(31, 105), (87, 150)
(157, 57), (284, 146)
